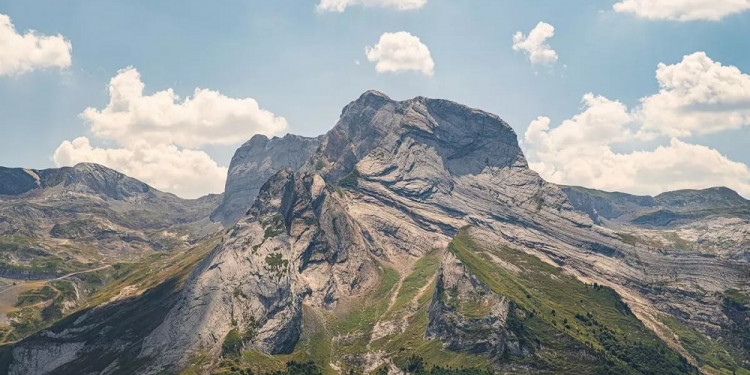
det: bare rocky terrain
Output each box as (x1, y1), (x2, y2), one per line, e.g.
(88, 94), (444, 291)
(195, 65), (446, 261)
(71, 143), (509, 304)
(0, 91), (747, 375)
(211, 134), (322, 227)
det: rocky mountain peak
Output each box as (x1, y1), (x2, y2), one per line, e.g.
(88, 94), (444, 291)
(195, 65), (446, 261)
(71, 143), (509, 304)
(0, 163), (153, 200)
(0, 167), (42, 196)
(210, 133), (321, 226)
(310, 91), (527, 181)
(45, 162), (152, 200)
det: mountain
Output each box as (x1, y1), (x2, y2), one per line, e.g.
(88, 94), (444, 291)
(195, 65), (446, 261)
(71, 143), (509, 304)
(562, 185), (749, 261)
(211, 134), (322, 226)
(0, 163), (222, 345)
(1, 92), (748, 375)
(2, 163), (158, 200)
(562, 185), (750, 226)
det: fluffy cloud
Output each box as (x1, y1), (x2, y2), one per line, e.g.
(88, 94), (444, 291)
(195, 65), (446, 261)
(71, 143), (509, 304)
(54, 67), (286, 198)
(0, 13), (72, 76)
(638, 52), (750, 137)
(524, 52), (750, 197)
(365, 31), (435, 76)
(613, 0), (750, 21)
(512, 22), (558, 65)
(81, 67), (287, 148)
(525, 94), (634, 150)
(317, 0), (427, 12)
(53, 137), (227, 199)
(525, 116), (750, 197)
(527, 133), (750, 197)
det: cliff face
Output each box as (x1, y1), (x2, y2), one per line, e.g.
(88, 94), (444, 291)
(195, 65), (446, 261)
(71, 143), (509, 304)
(210, 134), (321, 226)
(5, 92), (747, 375)
(141, 169), (380, 369)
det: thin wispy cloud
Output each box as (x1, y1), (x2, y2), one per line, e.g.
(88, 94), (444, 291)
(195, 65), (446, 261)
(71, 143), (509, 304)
(317, 0), (427, 13)
(613, 0), (750, 21)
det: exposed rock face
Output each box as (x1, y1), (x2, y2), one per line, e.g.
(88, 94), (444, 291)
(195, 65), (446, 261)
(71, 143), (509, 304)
(308, 90), (526, 179)
(7, 341), (85, 375)
(427, 251), (521, 357)
(142, 169), (380, 371)
(211, 134), (321, 226)
(299, 91), (585, 259)
(5, 91), (748, 374)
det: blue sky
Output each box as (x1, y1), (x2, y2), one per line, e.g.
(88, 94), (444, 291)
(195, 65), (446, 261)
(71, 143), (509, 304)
(0, 0), (749, 197)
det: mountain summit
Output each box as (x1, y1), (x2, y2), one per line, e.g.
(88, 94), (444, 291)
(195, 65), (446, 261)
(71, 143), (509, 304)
(211, 134), (322, 226)
(0, 163), (153, 200)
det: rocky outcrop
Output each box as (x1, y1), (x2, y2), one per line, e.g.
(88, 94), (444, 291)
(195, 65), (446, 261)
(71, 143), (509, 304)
(141, 169), (380, 371)
(211, 134), (321, 226)
(8, 342), (85, 375)
(427, 252), (524, 358)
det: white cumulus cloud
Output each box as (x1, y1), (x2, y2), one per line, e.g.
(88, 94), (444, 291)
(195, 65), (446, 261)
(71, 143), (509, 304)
(638, 52), (750, 137)
(365, 31), (434, 76)
(53, 67), (286, 198)
(613, 0), (750, 21)
(81, 67), (287, 149)
(53, 137), (228, 199)
(317, 0), (427, 12)
(512, 22), (558, 65)
(523, 52), (750, 197)
(0, 13), (72, 76)
(525, 114), (750, 197)
(525, 94), (635, 150)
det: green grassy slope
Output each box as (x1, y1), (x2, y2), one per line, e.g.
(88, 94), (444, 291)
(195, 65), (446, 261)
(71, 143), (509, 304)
(448, 229), (696, 375)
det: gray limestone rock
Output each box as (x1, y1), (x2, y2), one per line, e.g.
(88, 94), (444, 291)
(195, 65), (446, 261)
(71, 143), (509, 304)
(426, 251), (522, 358)
(211, 134), (321, 226)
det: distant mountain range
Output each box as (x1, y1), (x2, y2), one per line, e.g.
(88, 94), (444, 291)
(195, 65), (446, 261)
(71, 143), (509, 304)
(0, 91), (747, 375)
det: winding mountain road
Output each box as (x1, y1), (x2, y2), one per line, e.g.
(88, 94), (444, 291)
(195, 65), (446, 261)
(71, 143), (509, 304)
(0, 264), (112, 295)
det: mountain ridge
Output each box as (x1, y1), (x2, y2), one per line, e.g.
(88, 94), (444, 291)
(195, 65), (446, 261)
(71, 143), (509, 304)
(0, 91), (747, 375)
